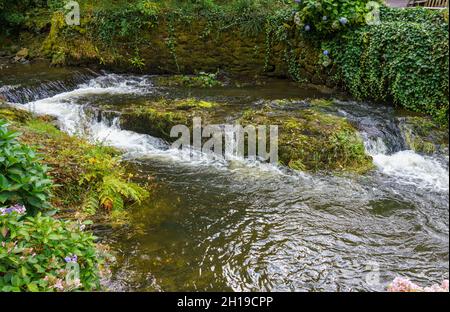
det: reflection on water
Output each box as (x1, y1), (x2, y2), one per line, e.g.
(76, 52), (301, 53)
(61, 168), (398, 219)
(106, 159), (448, 291)
(1, 62), (448, 291)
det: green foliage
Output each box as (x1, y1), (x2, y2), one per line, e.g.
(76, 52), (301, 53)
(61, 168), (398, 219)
(330, 7), (449, 124)
(0, 112), (150, 219)
(293, 0), (382, 36)
(0, 211), (105, 292)
(0, 0), (64, 30)
(78, 147), (149, 216)
(184, 72), (223, 87)
(129, 49), (146, 70)
(0, 120), (53, 215)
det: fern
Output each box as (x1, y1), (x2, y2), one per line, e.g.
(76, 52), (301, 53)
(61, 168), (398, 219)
(82, 175), (149, 215)
(82, 190), (100, 216)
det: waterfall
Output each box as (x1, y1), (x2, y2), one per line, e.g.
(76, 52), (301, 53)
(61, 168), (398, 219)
(5, 73), (448, 191)
(361, 132), (449, 192)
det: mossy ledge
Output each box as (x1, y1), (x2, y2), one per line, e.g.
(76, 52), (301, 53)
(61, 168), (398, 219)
(239, 106), (374, 173)
(118, 98), (374, 173)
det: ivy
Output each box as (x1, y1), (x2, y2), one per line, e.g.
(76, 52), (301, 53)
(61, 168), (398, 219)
(330, 7), (449, 124)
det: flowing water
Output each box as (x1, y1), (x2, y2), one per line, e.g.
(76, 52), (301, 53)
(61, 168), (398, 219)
(1, 60), (448, 291)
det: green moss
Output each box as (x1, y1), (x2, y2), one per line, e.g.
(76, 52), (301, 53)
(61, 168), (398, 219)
(120, 98), (220, 141)
(240, 107), (374, 173)
(41, 12), (65, 57)
(0, 106), (32, 123)
(310, 98), (333, 107)
(399, 116), (449, 154)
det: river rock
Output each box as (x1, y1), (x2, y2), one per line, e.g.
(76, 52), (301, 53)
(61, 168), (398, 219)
(397, 116), (449, 155)
(13, 48), (30, 64)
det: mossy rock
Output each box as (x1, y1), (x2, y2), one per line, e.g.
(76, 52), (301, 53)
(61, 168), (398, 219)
(154, 73), (223, 88)
(120, 98), (222, 141)
(239, 106), (374, 173)
(0, 106), (33, 123)
(398, 116), (449, 154)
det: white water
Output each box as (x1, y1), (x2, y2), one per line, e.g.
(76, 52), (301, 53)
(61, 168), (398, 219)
(13, 74), (449, 191)
(18, 74), (283, 174)
(364, 136), (449, 192)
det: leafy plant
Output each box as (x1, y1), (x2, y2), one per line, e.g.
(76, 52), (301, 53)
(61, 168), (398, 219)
(78, 147), (149, 216)
(293, 0), (383, 36)
(330, 7), (449, 124)
(130, 49), (146, 70)
(0, 119), (53, 215)
(181, 72), (223, 88)
(0, 209), (107, 292)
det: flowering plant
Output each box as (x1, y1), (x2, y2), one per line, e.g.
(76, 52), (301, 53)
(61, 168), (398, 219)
(0, 119), (53, 215)
(0, 209), (107, 291)
(388, 277), (449, 292)
(293, 0), (382, 36)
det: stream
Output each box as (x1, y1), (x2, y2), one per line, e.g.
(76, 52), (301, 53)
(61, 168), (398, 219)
(1, 61), (448, 291)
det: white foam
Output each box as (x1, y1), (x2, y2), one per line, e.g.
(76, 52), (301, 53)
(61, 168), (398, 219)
(18, 74), (283, 175)
(373, 150), (449, 192)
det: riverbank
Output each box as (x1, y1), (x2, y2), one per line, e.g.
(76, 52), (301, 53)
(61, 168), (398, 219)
(0, 104), (151, 223)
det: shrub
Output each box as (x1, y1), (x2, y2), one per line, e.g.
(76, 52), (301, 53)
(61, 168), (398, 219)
(0, 119), (53, 215)
(293, 0), (382, 36)
(0, 208), (106, 292)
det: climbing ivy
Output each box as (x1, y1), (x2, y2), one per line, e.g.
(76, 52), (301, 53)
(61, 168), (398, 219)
(329, 7), (449, 124)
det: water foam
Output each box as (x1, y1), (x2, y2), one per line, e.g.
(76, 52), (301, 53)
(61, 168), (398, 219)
(16, 73), (448, 188)
(18, 74), (283, 175)
(373, 151), (449, 192)
(363, 135), (449, 192)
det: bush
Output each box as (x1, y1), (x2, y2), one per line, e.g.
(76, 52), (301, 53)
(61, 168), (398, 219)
(0, 119), (53, 215)
(0, 208), (106, 292)
(0, 1), (64, 29)
(329, 7), (449, 124)
(293, 0), (382, 36)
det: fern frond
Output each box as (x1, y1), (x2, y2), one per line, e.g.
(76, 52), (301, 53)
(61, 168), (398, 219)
(82, 190), (100, 215)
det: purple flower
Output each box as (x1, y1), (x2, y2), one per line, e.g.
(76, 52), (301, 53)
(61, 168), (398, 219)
(0, 204), (26, 216)
(304, 24), (311, 31)
(339, 17), (348, 25)
(294, 0), (301, 3)
(323, 50), (330, 56)
(64, 254), (78, 263)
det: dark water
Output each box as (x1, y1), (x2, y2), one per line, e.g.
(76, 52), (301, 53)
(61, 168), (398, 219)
(1, 61), (448, 292)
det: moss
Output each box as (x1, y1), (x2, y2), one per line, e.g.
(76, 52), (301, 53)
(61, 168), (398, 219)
(0, 107), (32, 123)
(120, 98), (220, 141)
(310, 98), (333, 107)
(240, 107), (374, 173)
(399, 116), (449, 154)
(41, 12), (65, 57)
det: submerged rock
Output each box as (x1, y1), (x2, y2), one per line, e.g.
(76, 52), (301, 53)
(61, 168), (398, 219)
(120, 98), (224, 141)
